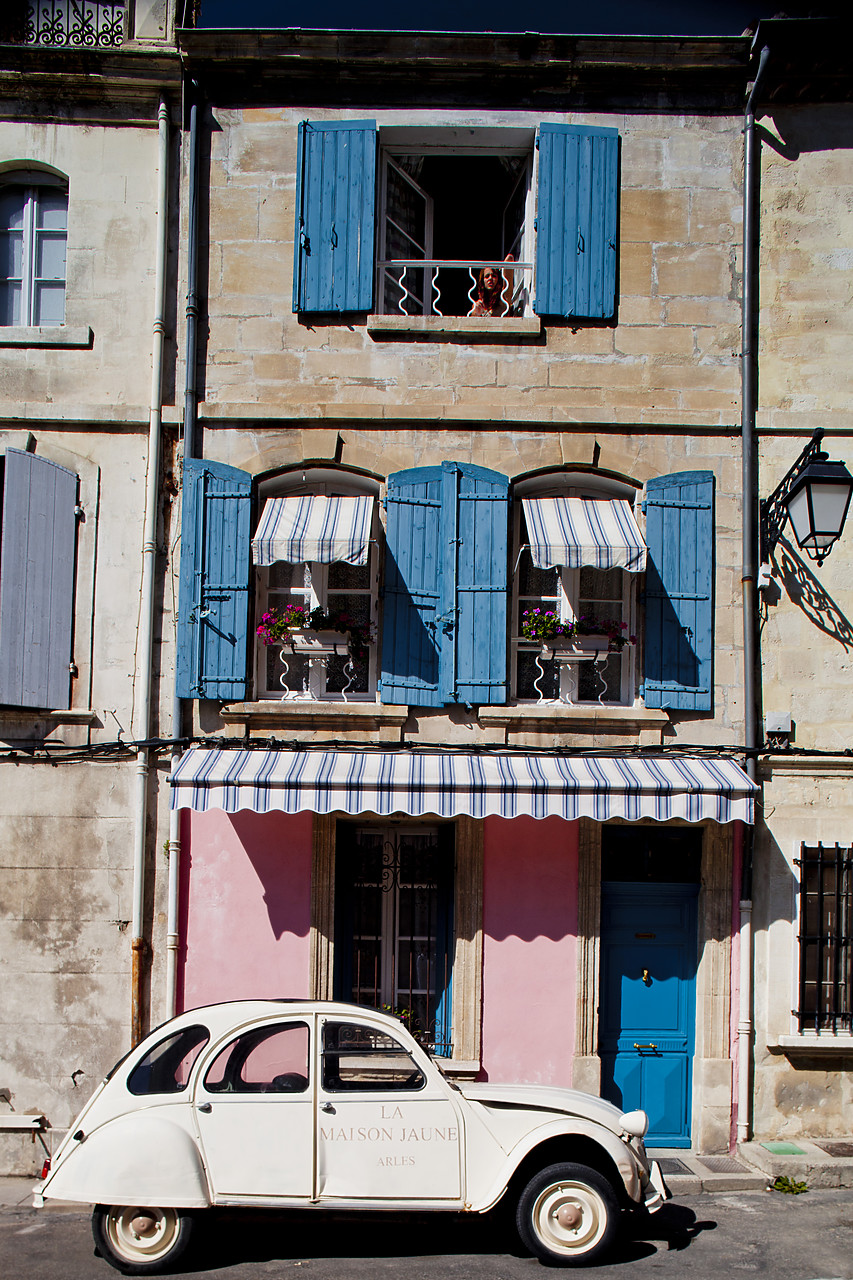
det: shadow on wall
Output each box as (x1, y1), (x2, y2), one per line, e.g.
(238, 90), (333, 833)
(761, 104), (853, 160)
(770, 535), (853, 650)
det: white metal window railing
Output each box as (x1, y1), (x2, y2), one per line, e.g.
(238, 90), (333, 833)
(378, 259), (533, 319)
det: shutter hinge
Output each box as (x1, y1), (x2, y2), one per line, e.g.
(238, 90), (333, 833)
(74, 504), (85, 519)
(69, 662), (78, 677)
(641, 499), (647, 513)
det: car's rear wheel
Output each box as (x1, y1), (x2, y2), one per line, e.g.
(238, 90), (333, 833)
(92, 1204), (194, 1275)
(515, 1162), (619, 1265)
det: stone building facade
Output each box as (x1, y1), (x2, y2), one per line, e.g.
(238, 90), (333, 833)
(1, 6), (851, 1174)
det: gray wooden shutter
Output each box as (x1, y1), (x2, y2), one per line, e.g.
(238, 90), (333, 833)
(0, 449), (77, 709)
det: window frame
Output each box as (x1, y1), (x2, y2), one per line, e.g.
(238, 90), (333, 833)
(793, 841), (853, 1036)
(510, 473), (641, 708)
(0, 170), (69, 328)
(253, 470), (381, 703)
(375, 130), (536, 319)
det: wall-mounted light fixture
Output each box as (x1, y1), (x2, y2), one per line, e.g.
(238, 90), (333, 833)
(760, 429), (853, 568)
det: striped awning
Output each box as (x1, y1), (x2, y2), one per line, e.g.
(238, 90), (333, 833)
(170, 749), (755, 825)
(251, 495), (373, 566)
(522, 497), (647, 573)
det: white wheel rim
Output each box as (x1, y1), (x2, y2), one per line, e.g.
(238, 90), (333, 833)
(105, 1206), (180, 1264)
(531, 1179), (607, 1255)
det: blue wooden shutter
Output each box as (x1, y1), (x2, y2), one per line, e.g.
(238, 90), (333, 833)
(441, 462), (509, 706)
(177, 458), (252, 701)
(534, 123), (619, 319)
(642, 471), (714, 711)
(292, 119), (377, 314)
(381, 466), (444, 707)
(0, 450), (76, 709)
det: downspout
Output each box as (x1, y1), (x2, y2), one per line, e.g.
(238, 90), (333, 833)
(132, 96), (171, 1045)
(738, 42), (771, 1145)
(165, 79), (201, 1018)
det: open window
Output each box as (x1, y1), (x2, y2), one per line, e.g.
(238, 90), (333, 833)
(252, 470), (381, 701)
(377, 129), (534, 318)
(511, 473), (644, 705)
(0, 168), (68, 327)
(293, 121), (619, 321)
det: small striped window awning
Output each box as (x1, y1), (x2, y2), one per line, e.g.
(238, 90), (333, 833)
(522, 497), (647, 573)
(251, 494), (373, 566)
(170, 749), (755, 826)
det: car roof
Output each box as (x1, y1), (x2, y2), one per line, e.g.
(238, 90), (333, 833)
(143, 999), (404, 1042)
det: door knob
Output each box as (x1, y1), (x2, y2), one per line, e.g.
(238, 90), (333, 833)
(642, 968), (651, 985)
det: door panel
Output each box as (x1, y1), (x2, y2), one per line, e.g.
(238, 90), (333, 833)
(600, 883), (698, 1147)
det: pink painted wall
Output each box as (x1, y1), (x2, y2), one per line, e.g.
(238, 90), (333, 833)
(179, 809), (313, 1011)
(481, 817), (578, 1086)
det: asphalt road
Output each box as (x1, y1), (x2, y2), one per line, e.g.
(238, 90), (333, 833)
(1, 1190), (852, 1280)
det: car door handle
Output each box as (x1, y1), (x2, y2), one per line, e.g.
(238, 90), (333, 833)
(321, 1102), (335, 1113)
(197, 1102), (212, 1113)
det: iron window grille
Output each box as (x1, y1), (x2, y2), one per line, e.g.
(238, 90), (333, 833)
(794, 842), (852, 1034)
(20, 2), (125, 47)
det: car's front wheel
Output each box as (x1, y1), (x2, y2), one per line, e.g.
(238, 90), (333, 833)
(92, 1204), (194, 1275)
(515, 1162), (619, 1265)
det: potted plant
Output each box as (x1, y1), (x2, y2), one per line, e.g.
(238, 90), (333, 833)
(256, 603), (373, 659)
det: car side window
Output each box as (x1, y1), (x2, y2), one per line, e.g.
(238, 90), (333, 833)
(322, 1021), (425, 1092)
(126, 1025), (210, 1096)
(203, 1021), (310, 1094)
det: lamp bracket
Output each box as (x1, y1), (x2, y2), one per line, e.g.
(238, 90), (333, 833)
(759, 429), (826, 563)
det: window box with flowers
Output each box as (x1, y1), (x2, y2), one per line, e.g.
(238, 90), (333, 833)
(520, 608), (636, 703)
(257, 604), (374, 701)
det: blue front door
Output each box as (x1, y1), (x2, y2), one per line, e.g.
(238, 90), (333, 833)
(599, 883), (698, 1147)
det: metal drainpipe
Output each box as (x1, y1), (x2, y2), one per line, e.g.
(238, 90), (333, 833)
(165, 80), (201, 1018)
(738, 43), (771, 1145)
(131, 96), (171, 1046)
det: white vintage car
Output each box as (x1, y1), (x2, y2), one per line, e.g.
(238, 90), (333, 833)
(36, 1000), (669, 1274)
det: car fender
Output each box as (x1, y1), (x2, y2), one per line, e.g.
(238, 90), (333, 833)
(467, 1116), (642, 1212)
(42, 1112), (211, 1208)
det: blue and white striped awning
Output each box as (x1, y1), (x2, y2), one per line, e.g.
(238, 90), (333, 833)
(251, 495), (373, 566)
(170, 749), (755, 825)
(522, 497), (647, 573)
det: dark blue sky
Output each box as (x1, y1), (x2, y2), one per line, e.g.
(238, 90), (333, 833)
(197, 2), (840, 35)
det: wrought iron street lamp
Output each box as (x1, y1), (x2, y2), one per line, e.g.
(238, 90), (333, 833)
(760, 429), (853, 568)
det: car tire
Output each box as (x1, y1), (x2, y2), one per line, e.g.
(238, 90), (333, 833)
(515, 1162), (619, 1265)
(92, 1204), (195, 1275)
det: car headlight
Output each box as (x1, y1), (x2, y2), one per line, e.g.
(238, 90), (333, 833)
(619, 1109), (649, 1139)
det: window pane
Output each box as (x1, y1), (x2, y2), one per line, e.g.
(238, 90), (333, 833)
(0, 280), (22, 326)
(35, 231), (67, 280)
(322, 1021), (424, 1092)
(518, 557), (559, 598)
(127, 1025), (209, 1095)
(268, 560), (307, 591)
(0, 230), (24, 278)
(326, 653), (368, 694)
(204, 1023), (309, 1094)
(328, 560), (370, 590)
(577, 653), (621, 703)
(517, 649), (558, 699)
(0, 189), (25, 232)
(33, 282), (65, 326)
(36, 191), (68, 231)
(267, 645), (309, 694)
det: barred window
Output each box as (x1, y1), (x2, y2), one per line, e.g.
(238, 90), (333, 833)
(795, 842), (852, 1034)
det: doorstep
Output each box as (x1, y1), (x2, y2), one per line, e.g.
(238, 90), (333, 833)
(737, 1137), (853, 1189)
(651, 1149), (766, 1194)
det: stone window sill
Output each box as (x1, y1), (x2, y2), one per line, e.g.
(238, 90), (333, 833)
(773, 1034), (853, 1052)
(220, 700), (409, 732)
(479, 704), (670, 731)
(0, 708), (96, 723)
(0, 326), (93, 348)
(435, 1058), (480, 1079)
(367, 314), (541, 341)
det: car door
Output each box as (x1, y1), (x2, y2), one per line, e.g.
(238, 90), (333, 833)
(316, 1017), (463, 1201)
(194, 1018), (313, 1199)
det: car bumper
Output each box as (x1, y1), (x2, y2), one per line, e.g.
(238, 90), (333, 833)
(643, 1161), (671, 1213)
